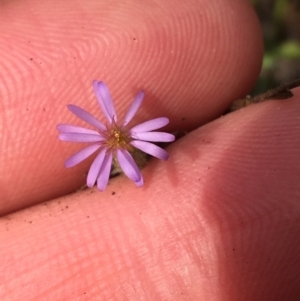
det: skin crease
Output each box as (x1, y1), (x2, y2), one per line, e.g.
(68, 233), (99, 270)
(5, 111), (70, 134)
(1, 0), (300, 300)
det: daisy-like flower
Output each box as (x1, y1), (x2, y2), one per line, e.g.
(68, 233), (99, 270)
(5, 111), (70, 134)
(57, 81), (175, 191)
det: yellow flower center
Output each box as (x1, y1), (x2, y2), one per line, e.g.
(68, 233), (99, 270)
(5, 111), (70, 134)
(102, 119), (132, 151)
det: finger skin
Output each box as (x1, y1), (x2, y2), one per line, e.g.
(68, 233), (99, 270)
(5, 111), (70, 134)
(0, 0), (263, 215)
(1, 90), (300, 301)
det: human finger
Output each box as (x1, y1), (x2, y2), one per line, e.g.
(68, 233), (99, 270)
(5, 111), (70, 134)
(1, 89), (299, 300)
(0, 0), (262, 215)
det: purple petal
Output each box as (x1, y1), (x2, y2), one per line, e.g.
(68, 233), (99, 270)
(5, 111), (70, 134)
(64, 144), (101, 168)
(135, 176), (144, 187)
(93, 81), (117, 123)
(97, 152), (113, 191)
(86, 148), (107, 188)
(130, 117), (169, 132)
(57, 124), (100, 135)
(59, 133), (105, 143)
(116, 149), (142, 184)
(130, 131), (175, 142)
(130, 140), (169, 160)
(67, 105), (106, 131)
(122, 91), (144, 126)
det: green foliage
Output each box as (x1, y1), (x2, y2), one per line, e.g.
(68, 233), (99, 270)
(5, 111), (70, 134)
(251, 0), (300, 94)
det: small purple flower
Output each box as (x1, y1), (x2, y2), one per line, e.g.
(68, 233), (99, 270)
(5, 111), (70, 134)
(57, 81), (175, 191)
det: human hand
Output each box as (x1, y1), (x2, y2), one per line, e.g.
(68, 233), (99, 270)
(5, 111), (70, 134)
(1, 0), (299, 300)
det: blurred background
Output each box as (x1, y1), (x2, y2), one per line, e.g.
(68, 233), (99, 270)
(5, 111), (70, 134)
(252, 0), (300, 94)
